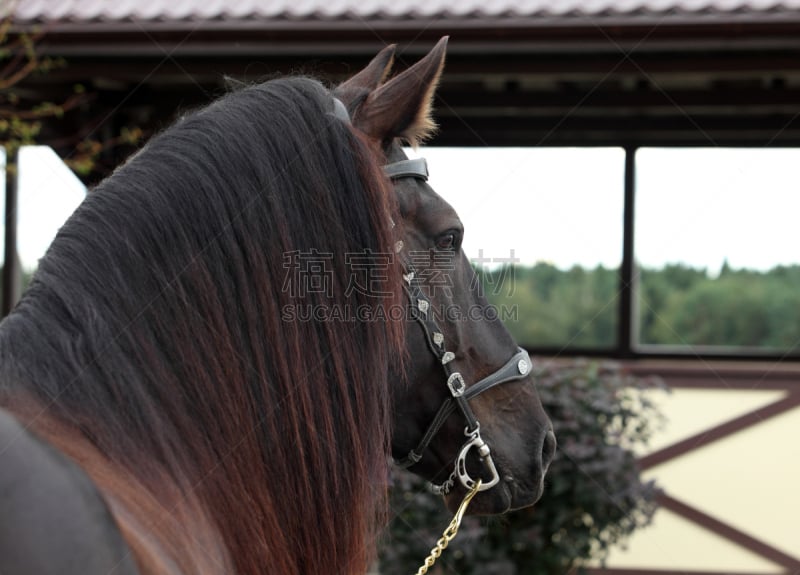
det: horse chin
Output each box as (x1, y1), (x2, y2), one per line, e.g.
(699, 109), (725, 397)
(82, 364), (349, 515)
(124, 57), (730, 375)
(442, 478), (534, 516)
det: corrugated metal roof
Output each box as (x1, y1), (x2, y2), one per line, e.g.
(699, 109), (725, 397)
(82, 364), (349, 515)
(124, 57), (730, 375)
(13, 0), (800, 25)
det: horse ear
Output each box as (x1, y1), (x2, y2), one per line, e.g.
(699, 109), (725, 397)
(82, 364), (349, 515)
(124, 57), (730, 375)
(352, 36), (448, 147)
(336, 44), (396, 96)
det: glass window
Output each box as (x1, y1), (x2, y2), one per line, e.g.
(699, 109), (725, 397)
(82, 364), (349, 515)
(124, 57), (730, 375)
(635, 148), (800, 351)
(17, 146), (86, 279)
(413, 147), (625, 349)
(0, 146), (86, 309)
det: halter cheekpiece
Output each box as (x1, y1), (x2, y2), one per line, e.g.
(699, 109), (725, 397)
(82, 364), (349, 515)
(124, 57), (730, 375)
(384, 153), (532, 496)
(331, 96), (532, 495)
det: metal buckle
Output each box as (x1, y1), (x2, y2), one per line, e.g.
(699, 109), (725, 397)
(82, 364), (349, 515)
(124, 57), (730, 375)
(455, 425), (500, 492)
(447, 372), (466, 397)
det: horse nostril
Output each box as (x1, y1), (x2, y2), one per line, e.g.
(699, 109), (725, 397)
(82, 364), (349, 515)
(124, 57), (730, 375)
(541, 430), (557, 471)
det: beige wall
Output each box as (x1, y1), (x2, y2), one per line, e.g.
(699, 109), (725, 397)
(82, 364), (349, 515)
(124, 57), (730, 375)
(600, 388), (800, 572)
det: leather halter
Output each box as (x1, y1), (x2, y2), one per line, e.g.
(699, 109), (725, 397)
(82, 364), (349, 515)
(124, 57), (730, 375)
(329, 97), (532, 494)
(384, 156), (533, 495)
(384, 158), (429, 181)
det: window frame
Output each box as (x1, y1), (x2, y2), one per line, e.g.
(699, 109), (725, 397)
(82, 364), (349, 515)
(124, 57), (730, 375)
(4, 144), (799, 360)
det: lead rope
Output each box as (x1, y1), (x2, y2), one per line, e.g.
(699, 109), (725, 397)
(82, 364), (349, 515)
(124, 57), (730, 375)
(413, 479), (482, 575)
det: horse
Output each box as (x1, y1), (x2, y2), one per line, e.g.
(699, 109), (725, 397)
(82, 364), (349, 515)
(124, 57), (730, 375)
(0, 37), (555, 575)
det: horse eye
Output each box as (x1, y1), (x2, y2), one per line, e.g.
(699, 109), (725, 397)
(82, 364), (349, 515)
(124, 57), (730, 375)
(435, 232), (458, 250)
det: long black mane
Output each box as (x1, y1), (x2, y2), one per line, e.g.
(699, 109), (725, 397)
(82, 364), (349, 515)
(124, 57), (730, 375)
(0, 77), (404, 575)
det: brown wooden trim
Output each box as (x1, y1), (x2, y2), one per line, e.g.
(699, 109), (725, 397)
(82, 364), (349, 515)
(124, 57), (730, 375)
(435, 89), (800, 110)
(623, 361), (800, 389)
(2, 148), (19, 316)
(28, 50), (800, 77)
(659, 494), (800, 572)
(636, 377), (800, 392)
(618, 146), (636, 357)
(639, 393), (800, 470)
(16, 19), (800, 41)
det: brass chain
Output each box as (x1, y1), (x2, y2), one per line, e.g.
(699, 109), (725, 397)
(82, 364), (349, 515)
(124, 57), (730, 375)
(413, 479), (482, 575)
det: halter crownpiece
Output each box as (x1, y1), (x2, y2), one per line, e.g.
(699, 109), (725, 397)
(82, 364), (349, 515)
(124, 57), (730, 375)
(328, 94), (528, 494)
(384, 158), (429, 181)
(385, 156), (533, 495)
(331, 97), (351, 123)
(330, 89), (526, 570)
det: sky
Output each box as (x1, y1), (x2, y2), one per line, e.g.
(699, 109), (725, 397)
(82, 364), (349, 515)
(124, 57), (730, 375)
(4, 145), (800, 274)
(1, 146), (86, 270)
(415, 146), (800, 274)
(411, 146), (625, 270)
(635, 147), (800, 273)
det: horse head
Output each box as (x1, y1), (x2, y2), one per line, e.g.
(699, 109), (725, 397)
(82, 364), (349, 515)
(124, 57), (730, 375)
(335, 38), (556, 515)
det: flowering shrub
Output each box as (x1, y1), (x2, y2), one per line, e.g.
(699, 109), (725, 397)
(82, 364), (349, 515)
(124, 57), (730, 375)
(380, 359), (666, 575)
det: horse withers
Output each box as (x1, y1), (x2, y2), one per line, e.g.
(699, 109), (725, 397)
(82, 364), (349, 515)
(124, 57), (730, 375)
(0, 38), (554, 575)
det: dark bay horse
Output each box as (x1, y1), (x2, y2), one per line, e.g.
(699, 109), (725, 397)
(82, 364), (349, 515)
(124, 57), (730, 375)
(0, 38), (554, 575)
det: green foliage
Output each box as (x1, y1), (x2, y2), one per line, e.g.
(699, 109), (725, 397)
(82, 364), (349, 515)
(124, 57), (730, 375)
(0, 14), (141, 175)
(380, 360), (665, 575)
(638, 263), (800, 348)
(478, 262), (800, 350)
(480, 263), (618, 349)
(0, 20), (64, 163)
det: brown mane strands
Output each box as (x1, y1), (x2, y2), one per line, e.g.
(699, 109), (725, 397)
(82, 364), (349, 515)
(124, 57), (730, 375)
(0, 77), (404, 575)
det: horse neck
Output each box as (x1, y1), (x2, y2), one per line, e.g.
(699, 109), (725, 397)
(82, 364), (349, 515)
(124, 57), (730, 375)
(0, 281), (384, 575)
(0, 82), (398, 572)
(5, 399), (233, 575)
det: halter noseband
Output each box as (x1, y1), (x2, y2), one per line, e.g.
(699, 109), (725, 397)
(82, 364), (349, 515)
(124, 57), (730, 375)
(384, 156), (533, 495)
(329, 96), (532, 495)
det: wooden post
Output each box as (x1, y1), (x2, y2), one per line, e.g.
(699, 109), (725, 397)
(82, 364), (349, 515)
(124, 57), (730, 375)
(2, 146), (20, 316)
(617, 145), (636, 357)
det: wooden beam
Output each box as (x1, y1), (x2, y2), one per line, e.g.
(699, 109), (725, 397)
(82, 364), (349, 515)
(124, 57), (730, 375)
(2, 147), (20, 316)
(638, 393), (800, 471)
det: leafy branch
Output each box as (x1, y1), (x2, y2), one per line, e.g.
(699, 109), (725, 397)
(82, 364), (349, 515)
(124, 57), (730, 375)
(0, 9), (141, 175)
